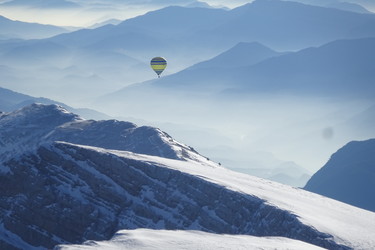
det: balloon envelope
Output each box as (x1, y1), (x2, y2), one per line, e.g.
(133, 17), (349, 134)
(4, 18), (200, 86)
(150, 57), (167, 77)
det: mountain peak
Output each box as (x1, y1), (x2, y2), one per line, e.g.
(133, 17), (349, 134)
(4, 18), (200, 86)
(304, 138), (375, 212)
(0, 103), (81, 125)
(0, 103), (82, 162)
(189, 41), (281, 71)
(0, 103), (215, 166)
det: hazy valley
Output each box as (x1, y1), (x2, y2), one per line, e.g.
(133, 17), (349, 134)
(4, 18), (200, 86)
(0, 0), (375, 249)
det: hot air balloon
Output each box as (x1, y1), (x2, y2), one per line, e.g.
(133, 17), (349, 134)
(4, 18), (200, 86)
(150, 57), (167, 78)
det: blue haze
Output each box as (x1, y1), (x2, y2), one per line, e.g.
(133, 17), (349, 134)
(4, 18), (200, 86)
(0, 0), (374, 184)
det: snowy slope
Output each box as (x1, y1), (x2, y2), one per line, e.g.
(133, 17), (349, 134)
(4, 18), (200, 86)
(305, 139), (375, 212)
(0, 103), (212, 164)
(1, 104), (375, 249)
(0, 103), (81, 162)
(56, 229), (324, 250)
(1, 140), (374, 249)
(63, 143), (375, 249)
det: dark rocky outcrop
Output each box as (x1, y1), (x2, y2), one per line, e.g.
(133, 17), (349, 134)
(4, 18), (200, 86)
(1, 142), (346, 249)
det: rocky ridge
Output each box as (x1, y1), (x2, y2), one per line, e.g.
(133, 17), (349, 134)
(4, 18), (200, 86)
(1, 104), (374, 249)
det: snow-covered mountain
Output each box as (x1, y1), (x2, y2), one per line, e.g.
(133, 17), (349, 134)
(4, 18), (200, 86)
(304, 138), (375, 212)
(56, 229), (324, 250)
(0, 104), (206, 164)
(1, 104), (375, 249)
(2, 142), (374, 249)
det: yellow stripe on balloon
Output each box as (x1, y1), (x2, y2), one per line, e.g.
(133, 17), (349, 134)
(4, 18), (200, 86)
(150, 57), (167, 77)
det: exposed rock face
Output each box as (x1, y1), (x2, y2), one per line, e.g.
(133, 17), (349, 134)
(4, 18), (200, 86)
(1, 104), (373, 249)
(1, 142), (346, 249)
(0, 104), (214, 248)
(305, 139), (375, 212)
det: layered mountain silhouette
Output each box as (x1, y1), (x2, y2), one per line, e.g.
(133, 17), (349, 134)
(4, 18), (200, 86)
(305, 139), (375, 212)
(1, 1), (374, 248)
(48, 0), (375, 52)
(99, 37), (375, 109)
(0, 15), (68, 39)
(325, 2), (371, 13)
(1, 0), (375, 101)
(189, 42), (284, 70)
(1, 0), (80, 9)
(0, 87), (109, 120)
(286, 0), (372, 13)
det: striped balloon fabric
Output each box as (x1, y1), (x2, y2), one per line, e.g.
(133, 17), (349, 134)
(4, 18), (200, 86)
(150, 57), (167, 78)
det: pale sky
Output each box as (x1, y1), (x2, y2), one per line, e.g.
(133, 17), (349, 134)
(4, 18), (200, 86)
(0, 0), (253, 27)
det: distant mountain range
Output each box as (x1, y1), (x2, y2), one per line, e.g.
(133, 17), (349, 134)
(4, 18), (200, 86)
(1, 0), (375, 102)
(99, 37), (375, 111)
(1, 104), (375, 249)
(0, 0), (212, 10)
(0, 2), (374, 248)
(305, 138), (375, 212)
(0, 15), (68, 39)
(1, 0), (80, 8)
(49, 0), (375, 52)
(0, 87), (110, 120)
(1, 0), (373, 14)
(189, 42), (284, 70)
(88, 19), (122, 29)
(287, 0), (374, 13)
(325, 2), (371, 13)
(91, 35), (375, 187)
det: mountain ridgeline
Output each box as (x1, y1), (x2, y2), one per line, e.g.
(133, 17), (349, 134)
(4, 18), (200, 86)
(103, 37), (375, 103)
(0, 103), (205, 164)
(1, 104), (375, 249)
(1, 0), (375, 248)
(0, 15), (68, 40)
(1, 0), (375, 103)
(0, 87), (110, 120)
(305, 139), (375, 212)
